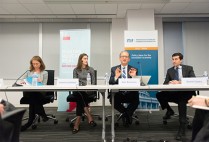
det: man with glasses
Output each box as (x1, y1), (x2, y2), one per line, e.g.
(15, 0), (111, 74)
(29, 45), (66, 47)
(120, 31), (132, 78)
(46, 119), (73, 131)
(109, 50), (139, 127)
(156, 52), (196, 141)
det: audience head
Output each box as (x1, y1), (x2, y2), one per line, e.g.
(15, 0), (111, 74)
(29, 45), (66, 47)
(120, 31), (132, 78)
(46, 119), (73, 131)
(172, 52), (183, 67)
(76, 53), (89, 70)
(119, 51), (130, 66)
(30, 56), (45, 71)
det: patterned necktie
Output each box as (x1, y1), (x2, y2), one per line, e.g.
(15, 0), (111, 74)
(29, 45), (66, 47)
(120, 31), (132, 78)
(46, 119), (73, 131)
(174, 67), (179, 81)
(122, 67), (126, 78)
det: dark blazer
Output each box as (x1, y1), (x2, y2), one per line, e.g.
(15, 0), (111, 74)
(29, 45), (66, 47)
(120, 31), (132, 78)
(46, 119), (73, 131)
(109, 65), (137, 85)
(164, 64), (195, 84)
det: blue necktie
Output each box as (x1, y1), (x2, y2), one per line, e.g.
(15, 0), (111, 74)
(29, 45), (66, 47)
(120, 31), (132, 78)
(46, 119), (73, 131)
(122, 67), (126, 78)
(174, 67), (179, 81)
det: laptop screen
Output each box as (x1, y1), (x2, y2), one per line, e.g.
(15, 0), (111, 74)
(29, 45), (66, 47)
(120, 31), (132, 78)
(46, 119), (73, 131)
(132, 76), (151, 85)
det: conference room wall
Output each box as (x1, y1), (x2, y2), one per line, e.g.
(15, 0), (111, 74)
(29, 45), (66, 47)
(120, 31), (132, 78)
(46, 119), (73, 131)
(0, 22), (111, 107)
(184, 22), (209, 97)
(0, 23), (39, 79)
(163, 21), (209, 97)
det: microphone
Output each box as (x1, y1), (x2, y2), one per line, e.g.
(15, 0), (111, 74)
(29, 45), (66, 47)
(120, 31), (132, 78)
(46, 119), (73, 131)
(137, 62), (145, 86)
(12, 70), (28, 87)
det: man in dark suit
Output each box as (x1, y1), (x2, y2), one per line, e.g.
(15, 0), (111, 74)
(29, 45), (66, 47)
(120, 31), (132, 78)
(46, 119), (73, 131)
(109, 50), (139, 127)
(156, 52), (196, 141)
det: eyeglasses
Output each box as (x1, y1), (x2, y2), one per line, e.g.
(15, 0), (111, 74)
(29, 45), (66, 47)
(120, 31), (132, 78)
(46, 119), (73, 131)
(120, 56), (129, 58)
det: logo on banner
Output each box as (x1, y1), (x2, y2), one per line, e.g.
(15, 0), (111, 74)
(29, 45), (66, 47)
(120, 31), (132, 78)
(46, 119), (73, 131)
(127, 39), (134, 42)
(63, 35), (70, 40)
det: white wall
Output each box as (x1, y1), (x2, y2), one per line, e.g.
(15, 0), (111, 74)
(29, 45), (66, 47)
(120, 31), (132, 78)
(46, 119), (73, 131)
(111, 18), (126, 67)
(155, 17), (164, 84)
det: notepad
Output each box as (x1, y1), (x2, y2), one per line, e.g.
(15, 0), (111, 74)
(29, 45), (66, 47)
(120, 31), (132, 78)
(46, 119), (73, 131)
(24, 77), (43, 86)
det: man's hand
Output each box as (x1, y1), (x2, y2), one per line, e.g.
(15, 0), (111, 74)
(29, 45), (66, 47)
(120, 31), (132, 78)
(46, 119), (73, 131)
(129, 68), (137, 77)
(115, 67), (121, 79)
(188, 96), (207, 107)
(169, 80), (181, 84)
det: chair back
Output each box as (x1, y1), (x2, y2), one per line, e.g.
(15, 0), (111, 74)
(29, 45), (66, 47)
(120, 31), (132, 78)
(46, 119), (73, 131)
(44, 70), (55, 103)
(92, 70), (97, 85)
(21, 70), (55, 104)
(2, 108), (26, 142)
(46, 70), (54, 85)
(67, 70), (99, 102)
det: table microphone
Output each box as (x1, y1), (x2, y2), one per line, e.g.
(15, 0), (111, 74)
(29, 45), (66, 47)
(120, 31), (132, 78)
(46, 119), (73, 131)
(12, 70), (28, 87)
(138, 62), (145, 86)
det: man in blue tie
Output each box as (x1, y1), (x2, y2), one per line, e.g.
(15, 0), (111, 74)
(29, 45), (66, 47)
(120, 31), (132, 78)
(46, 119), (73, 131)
(156, 52), (196, 141)
(109, 51), (139, 127)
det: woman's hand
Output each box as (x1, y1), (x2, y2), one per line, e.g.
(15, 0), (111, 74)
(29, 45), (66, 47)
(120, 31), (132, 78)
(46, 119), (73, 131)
(37, 78), (42, 82)
(20, 81), (26, 85)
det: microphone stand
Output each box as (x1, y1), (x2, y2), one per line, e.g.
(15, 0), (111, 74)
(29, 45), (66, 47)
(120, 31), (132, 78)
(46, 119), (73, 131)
(139, 62), (145, 86)
(12, 70), (28, 87)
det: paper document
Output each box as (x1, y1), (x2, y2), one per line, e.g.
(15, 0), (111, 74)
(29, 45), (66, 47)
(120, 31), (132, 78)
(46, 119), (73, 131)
(24, 77), (43, 86)
(191, 96), (209, 110)
(192, 105), (209, 110)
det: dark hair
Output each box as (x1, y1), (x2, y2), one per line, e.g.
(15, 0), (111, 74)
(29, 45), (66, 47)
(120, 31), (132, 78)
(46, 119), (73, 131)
(29, 56), (45, 71)
(76, 53), (89, 70)
(172, 52), (183, 60)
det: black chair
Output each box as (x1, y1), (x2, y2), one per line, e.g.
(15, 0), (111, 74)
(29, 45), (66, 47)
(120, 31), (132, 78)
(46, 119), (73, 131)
(2, 108), (26, 142)
(161, 92), (198, 129)
(105, 99), (140, 128)
(162, 112), (192, 129)
(20, 70), (58, 129)
(162, 101), (193, 129)
(66, 70), (101, 127)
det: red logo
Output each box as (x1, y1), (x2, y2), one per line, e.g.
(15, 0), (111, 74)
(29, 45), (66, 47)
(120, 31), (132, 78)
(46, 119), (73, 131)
(63, 36), (70, 40)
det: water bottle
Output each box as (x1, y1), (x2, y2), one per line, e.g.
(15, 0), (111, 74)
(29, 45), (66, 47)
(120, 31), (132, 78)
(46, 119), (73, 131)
(104, 73), (109, 85)
(203, 71), (208, 77)
(203, 71), (209, 85)
(32, 72), (38, 86)
(87, 72), (91, 85)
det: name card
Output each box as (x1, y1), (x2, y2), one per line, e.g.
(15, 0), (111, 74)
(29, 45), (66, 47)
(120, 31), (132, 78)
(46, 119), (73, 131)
(119, 78), (140, 86)
(181, 77), (208, 85)
(57, 79), (79, 87)
(0, 79), (3, 86)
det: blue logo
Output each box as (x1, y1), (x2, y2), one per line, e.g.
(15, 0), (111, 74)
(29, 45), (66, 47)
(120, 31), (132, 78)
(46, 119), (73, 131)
(127, 39), (134, 42)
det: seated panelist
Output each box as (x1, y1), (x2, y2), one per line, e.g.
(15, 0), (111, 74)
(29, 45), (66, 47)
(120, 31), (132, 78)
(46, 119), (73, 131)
(20, 56), (49, 131)
(109, 50), (139, 127)
(156, 52), (196, 140)
(71, 53), (97, 134)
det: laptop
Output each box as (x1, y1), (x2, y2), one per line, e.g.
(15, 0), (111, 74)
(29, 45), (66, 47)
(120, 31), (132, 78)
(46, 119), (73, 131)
(132, 76), (151, 85)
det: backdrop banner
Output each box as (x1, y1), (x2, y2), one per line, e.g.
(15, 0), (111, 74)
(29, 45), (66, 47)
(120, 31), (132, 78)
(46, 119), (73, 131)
(58, 29), (91, 111)
(124, 30), (159, 111)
